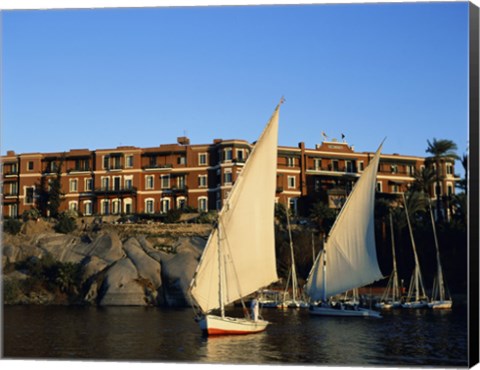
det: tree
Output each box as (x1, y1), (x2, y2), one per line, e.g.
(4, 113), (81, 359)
(411, 166), (436, 196)
(426, 138), (459, 222)
(48, 156), (65, 219)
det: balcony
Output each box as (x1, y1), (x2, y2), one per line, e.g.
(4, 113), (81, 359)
(67, 167), (91, 174)
(142, 164), (173, 171)
(94, 186), (137, 195)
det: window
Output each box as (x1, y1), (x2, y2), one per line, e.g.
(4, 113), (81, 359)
(358, 161), (364, 172)
(161, 175), (170, 189)
(25, 187), (34, 204)
(101, 200), (110, 215)
(113, 177), (121, 191)
(112, 199), (121, 214)
(236, 149), (244, 162)
(446, 163), (454, 175)
(124, 198), (133, 214)
(9, 204), (18, 218)
(199, 153), (208, 166)
(332, 160), (339, 172)
(177, 156), (186, 165)
(314, 158), (322, 171)
(69, 201), (78, 212)
(103, 156), (110, 169)
(112, 156), (121, 170)
(288, 176), (296, 189)
(177, 197), (186, 210)
(85, 179), (93, 192)
(391, 184), (400, 193)
(447, 183), (453, 196)
(125, 178), (133, 190)
(125, 155), (134, 168)
(288, 198), (298, 216)
(224, 171), (232, 185)
(407, 165), (415, 176)
(376, 182), (383, 192)
(287, 157), (295, 167)
(177, 175), (186, 189)
(198, 175), (208, 188)
(161, 198), (171, 213)
(70, 179), (78, 192)
(10, 183), (18, 196)
(224, 148), (233, 162)
(198, 197), (208, 212)
(84, 201), (93, 216)
(391, 164), (398, 174)
(146, 175), (154, 190)
(101, 177), (110, 190)
(345, 160), (353, 173)
(27, 161), (34, 171)
(145, 199), (155, 214)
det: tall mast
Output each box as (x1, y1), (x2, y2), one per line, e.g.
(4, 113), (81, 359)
(428, 198), (445, 301)
(389, 213), (399, 301)
(322, 234), (327, 302)
(286, 211), (298, 302)
(217, 223), (225, 318)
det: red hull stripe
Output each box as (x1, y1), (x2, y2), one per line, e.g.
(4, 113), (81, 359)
(206, 327), (267, 336)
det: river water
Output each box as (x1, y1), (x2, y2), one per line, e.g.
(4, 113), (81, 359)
(2, 303), (469, 367)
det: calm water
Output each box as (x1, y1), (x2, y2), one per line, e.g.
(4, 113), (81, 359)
(2, 303), (468, 367)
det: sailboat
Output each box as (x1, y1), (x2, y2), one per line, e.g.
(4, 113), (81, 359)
(188, 102), (281, 336)
(427, 198), (453, 309)
(278, 212), (309, 309)
(401, 193), (429, 309)
(304, 143), (384, 318)
(375, 213), (402, 309)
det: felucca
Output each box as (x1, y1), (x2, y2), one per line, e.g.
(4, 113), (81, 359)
(401, 193), (429, 309)
(304, 142), (384, 318)
(427, 198), (453, 309)
(188, 102), (281, 335)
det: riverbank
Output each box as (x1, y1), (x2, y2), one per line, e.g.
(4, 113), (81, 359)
(2, 218), (212, 306)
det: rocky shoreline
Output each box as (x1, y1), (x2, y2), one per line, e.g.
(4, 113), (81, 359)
(2, 219), (212, 307)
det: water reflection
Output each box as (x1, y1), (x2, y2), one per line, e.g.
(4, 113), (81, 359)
(3, 304), (468, 366)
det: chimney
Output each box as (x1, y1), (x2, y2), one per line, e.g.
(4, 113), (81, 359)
(177, 136), (190, 145)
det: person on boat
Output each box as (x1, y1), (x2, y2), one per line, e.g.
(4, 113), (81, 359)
(250, 295), (259, 321)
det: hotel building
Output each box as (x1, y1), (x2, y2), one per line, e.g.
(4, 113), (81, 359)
(1, 137), (459, 219)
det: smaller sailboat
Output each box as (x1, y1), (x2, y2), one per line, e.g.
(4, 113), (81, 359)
(304, 142), (385, 318)
(189, 102), (281, 335)
(376, 213), (402, 309)
(427, 198), (453, 309)
(277, 212), (309, 309)
(401, 193), (429, 309)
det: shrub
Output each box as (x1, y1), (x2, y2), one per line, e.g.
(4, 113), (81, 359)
(3, 218), (22, 235)
(54, 212), (77, 234)
(163, 209), (182, 223)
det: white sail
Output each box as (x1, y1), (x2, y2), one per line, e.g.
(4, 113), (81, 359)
(189, 106), (280, 314)
(305, 144), (384, 302)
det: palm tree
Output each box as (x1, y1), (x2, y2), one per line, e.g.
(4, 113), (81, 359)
(426, 138), (459, 222)
(412, 166), (436, 196)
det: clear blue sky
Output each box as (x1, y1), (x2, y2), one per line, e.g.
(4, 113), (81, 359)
(1, 2), (470, 172)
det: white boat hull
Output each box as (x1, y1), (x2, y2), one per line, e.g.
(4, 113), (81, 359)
(198, 314), (269, 336)
(309, 304), (382, 318)
(401, 301), (429, 309)
(428, 300), (453, 309)
(375, 301), (402, 310)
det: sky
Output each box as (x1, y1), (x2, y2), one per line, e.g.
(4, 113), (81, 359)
(1, 1), (471, 172)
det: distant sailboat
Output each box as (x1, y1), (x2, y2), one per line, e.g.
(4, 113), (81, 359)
(278, 211), (309, 309)
(376, 213), (402, 309)
(304, 143), (384, 318)
(427, 198), (453, 309)
(188, 102), (281, 335)
(401, 193), (429, 309)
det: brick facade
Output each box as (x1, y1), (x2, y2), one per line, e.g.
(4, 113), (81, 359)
(1, 138), (459, 219)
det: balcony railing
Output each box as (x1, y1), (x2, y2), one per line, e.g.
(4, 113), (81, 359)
(94, 186), (137, 194)
(142, 164), (173, 170)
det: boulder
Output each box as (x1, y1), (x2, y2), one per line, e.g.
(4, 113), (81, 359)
(98, 258), (147, 306)
(84, 231), (125, 263)
(81, 255), (109, 283)
(160, 238), (205, 306)
(123, 237), (162, 289)
(36, 234), (85, 263)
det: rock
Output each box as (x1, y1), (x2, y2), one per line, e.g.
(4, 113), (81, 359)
(81, 255), (109, 283)
(161, 238), (205, 306)
(21, 219), (53, 237)
(2, 243), (45, 265)
(98, 258), (147, 306)
(123, 237), (162, 289)
(84, 231), (125, 263)
(37, 234), (85, 263)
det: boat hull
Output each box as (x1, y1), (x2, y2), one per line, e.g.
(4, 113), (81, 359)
(401, 301), (429, 309)
(428, 300), (453, 309)
(309, 305), (382, 318)
(375, 301), (402, 310)
(199, 314), (269, 336)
